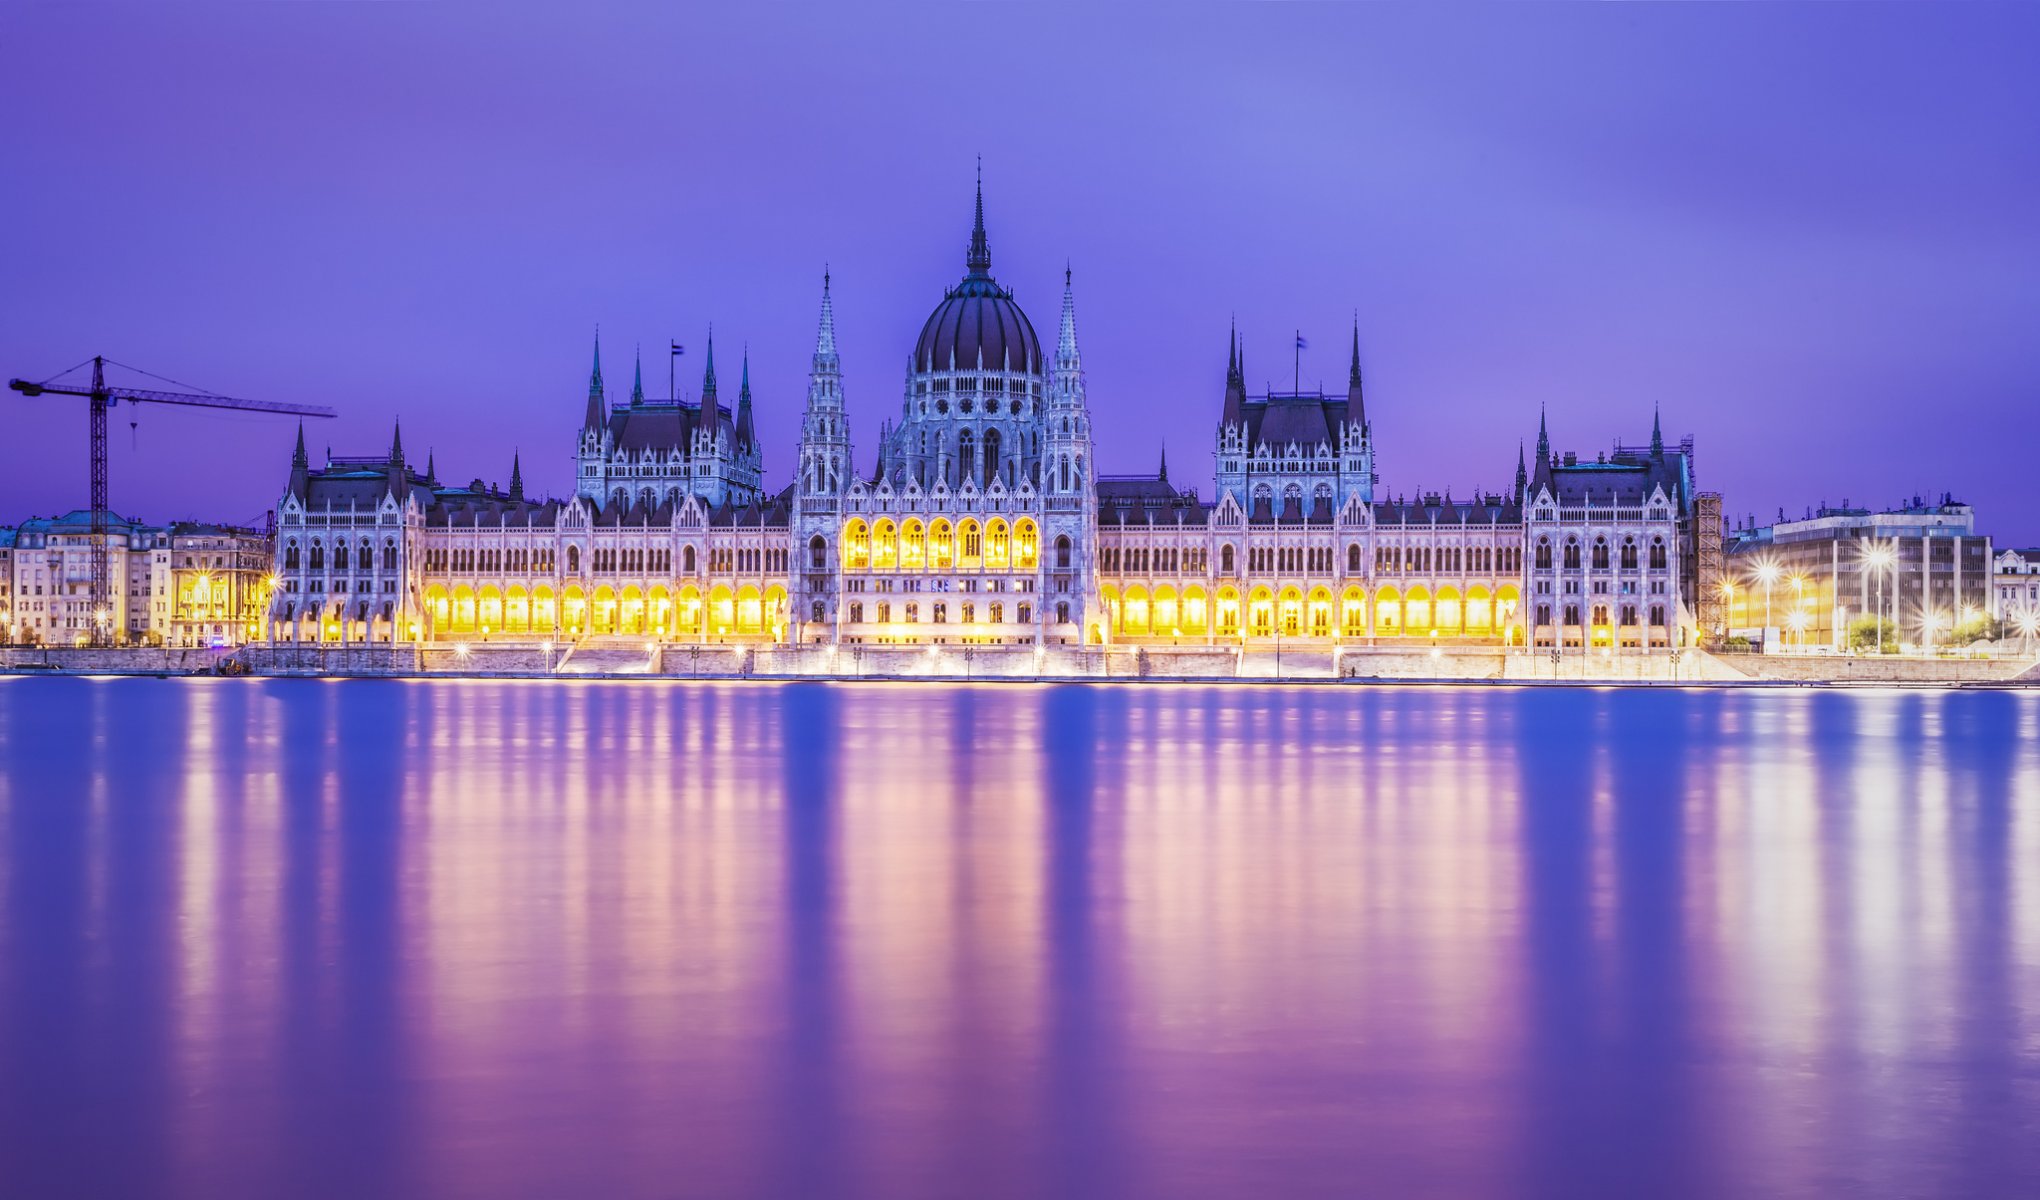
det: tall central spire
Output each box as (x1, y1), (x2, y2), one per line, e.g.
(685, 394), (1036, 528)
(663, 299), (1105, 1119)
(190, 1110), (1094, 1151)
(966, 158), (991, 277)
(815, 268), (839, 364)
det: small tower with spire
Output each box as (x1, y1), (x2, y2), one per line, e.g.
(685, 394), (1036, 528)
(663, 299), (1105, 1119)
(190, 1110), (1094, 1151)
(795, 269), (855, 640)
(797, 269), (851, 504)
(1041, 263), (1099, 643)
(1338, 316), (1375, 508)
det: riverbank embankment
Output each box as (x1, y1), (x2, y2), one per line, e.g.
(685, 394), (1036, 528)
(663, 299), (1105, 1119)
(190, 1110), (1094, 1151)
(5, 644), (2035, 687)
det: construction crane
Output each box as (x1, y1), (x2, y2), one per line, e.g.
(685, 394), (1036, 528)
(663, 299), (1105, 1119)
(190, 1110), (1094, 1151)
(9, 355), (335, 646)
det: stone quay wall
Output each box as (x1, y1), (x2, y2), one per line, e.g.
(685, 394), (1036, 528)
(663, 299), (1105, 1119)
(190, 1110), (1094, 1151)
(5, 641), (2035, 687)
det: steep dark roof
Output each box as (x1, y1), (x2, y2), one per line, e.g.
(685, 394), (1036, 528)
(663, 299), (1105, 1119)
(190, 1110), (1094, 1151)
(1096, 475), (1208, 527)
(1374, 494), (1522, 526)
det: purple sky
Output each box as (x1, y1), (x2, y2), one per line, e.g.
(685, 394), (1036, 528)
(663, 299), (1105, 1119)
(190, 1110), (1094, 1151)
(4, 5), (2037, 540)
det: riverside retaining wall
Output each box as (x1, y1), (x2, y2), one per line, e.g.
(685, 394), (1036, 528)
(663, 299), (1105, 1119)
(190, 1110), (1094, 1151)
(8, 641), (2035, 686)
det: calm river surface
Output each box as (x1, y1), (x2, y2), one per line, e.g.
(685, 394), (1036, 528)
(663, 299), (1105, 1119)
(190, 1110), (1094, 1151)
(2, 678), (2038, 1198)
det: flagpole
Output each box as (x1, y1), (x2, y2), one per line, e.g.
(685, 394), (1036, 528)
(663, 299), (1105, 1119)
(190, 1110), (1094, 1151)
(1294, 330), (1300, 395)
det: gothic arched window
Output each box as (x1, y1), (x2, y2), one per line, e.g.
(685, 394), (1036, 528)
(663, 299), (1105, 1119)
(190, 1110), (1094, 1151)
(683, 545), (696, 573)
(1620, 539), (1638, 570)
(567, 545), (580, 573)
(809, 535), (827, 571)
(1347, 543), (1362, 573)
(1649, 537), (1668, 570)
(285, 541), (300, 569)
(310, 542), (325, 570)
(1221, 543), (1237, 574)
(1592, 538), (1610, 570)
(1055, 534), (1072, 570)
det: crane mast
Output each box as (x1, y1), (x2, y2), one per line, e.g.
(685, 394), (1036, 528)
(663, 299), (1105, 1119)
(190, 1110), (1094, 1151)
(8, 356), (336, 647)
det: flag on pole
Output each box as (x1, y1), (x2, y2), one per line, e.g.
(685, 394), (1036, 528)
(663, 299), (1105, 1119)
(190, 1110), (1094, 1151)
(1295, 335), (1309, 350)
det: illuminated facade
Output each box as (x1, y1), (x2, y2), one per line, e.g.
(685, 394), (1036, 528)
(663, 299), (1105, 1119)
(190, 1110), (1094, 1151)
(265, 181), (1710, 654)
(1724, 497), (1992, 651)
(0, 512), (269, 646)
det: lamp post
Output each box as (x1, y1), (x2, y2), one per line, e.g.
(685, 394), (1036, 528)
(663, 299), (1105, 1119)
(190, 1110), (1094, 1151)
(1863, 543), (1895, 654)
(1755, 563), (1780, 653)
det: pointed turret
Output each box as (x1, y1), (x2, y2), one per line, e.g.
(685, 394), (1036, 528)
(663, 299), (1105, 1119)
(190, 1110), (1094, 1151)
(583, 329), (606, 431)
(735, 348), (756, 449)
(1158, 442), (1169, 484)
(631, 347), (645, 405)
(386, 420), (409, 499)
(1536, 406), (1551, 465)
(1344, 317), (1367, 427)
(1515, 441), (1528, 501)
(1055, 265), (1082, 371)
(508, 452), (524, 503)
(814, 268), (839, 367)
(701, 330), (719, 408)
(1650, 404), (1665, 459)
(1221, 322), (1248, 428)
(966, 159), (991, 278)
(288, 421), (309, 500)
(425, 450), (436, 483)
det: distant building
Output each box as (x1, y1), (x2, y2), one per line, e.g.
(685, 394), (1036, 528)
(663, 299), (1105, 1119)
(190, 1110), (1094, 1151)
(0, 511), (272, 647)
(1993, 548), (2040, 635)
(3, 511), (169, 645)
(1724, 496), (1992, 650)
(165, 522), (274, 647)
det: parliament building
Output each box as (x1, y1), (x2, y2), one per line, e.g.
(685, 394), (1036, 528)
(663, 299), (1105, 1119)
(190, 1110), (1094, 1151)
(268, 182), (1713, 656)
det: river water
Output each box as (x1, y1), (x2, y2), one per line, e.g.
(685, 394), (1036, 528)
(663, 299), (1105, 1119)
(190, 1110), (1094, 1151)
(1, 678), (2037, 1198)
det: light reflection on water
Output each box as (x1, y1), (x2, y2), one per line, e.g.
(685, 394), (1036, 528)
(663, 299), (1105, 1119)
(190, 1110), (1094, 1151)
(1, 679), (2038, 1198)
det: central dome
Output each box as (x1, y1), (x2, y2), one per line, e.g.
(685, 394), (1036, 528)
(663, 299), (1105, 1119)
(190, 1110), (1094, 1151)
(911, 179), (1043, 375)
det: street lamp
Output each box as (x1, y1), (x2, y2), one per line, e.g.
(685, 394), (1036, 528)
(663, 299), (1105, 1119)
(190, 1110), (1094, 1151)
(1754, 562), (1780, 653)
(1862, 542), (1896, 654)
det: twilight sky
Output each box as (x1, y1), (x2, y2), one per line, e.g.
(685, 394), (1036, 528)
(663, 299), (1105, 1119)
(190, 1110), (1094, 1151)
(3, 5), (2037, 540)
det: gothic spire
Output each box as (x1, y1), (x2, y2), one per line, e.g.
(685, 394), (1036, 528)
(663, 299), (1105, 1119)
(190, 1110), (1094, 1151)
(288, 421), (309, 501)
(1536, 405), (1551, 464)
(702, 328), (718, 406)
(966, 158), (991, 277)
(1221, 321), (1248, 428)
(814, 268), (839, 366)
(631, 346), (645, 405)
(1158, 441), (1169, 484)
(388, 419), (403, 465)
(584, 328), (606, 432)
(1651, 404), (1665, 458)
(1056, 264), (1081, 366)
(1345, 314), (1367, 427)
(1515, 440), (1528, 500)
(508, 452), (524, 502)
(426, 450), (436, 482)
(736, 347), (756, 449)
